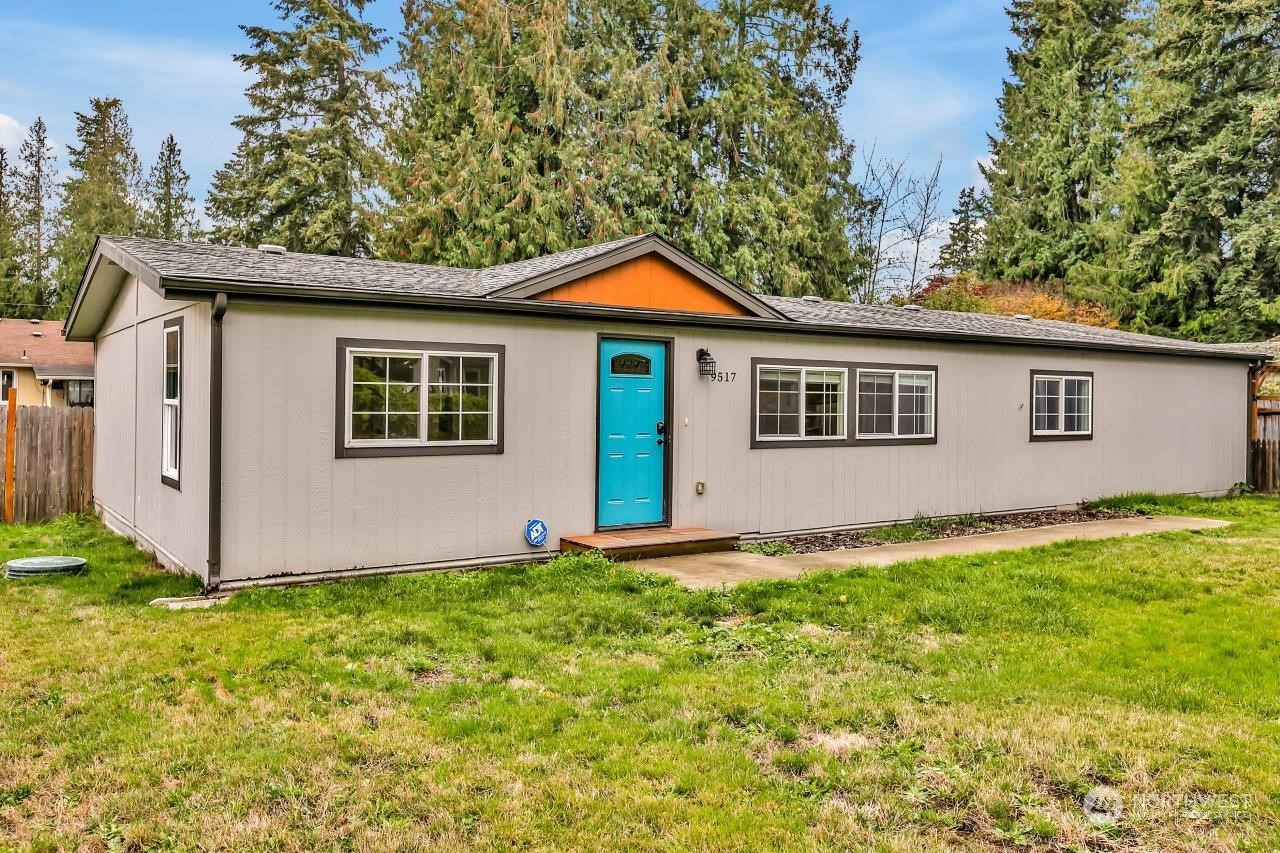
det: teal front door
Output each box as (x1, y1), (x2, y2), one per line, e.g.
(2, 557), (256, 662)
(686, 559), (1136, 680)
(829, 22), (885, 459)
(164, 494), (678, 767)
(598, 338), (668, 528)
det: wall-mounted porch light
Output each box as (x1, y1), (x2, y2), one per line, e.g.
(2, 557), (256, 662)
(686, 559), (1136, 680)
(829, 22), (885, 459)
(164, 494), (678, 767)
(696, 348), (716, 376)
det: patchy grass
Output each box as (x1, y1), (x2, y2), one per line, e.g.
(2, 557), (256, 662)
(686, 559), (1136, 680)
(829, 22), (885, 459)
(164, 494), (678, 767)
(1, 498), (1279, 850)
(736, 540), (797, 556)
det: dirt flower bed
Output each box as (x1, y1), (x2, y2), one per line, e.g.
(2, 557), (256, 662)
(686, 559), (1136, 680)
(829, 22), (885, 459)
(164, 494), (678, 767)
(776, 506), (1140, 554)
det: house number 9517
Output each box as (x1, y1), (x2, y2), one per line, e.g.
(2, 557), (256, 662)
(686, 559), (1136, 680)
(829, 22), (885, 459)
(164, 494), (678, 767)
(711, 372), (736, 382)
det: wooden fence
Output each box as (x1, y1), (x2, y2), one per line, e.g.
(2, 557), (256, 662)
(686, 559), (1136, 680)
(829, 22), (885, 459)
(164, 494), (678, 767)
(0, 402), (95, 524)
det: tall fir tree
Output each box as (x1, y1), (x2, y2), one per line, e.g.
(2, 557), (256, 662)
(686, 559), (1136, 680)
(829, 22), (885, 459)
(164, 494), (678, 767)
(0, 148), (23, 315)
(382, 0), (868, 298)
(382, 0), (678, 268)
(143, 134), (201, 241)
(937, 187), (989, 274)
(669, 0), (866, 297)
(980, 0), (1132, 283)
(207, 0), (390, 255)
(51, 97), (143, 316)
(13, 117), (58, 316)
(1108, 0), (1280, 340)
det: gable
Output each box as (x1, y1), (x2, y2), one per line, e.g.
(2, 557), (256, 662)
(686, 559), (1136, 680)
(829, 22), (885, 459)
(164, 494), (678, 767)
(529, 253), (754, 316)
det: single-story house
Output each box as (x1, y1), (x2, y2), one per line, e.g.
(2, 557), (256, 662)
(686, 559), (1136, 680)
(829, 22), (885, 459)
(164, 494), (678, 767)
(64, 234), (1265, 590)
(0, 318), (95, 407)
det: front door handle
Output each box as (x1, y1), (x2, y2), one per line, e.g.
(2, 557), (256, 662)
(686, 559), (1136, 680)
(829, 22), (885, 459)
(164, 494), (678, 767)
(656, 437), (665, 445)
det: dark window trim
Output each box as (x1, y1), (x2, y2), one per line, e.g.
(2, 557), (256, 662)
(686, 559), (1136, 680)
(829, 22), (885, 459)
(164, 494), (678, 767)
(161, 316), (183, 490)
(335, 337), (506, 458)
(749, 358), (939, 449)
(1029, 369), (1094, 442)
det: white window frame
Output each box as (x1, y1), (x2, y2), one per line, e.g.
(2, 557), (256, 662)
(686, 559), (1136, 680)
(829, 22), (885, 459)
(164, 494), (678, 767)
(1031, 373), (1093, 438)
(753, 363), (849, 442)
(162, 321), (181, 486)
(344, 346), (500, 450)
(855, 368), (936, 440)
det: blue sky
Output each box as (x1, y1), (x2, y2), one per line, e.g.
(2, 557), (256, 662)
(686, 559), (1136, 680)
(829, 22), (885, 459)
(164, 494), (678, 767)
(0, 0), (1011, 228)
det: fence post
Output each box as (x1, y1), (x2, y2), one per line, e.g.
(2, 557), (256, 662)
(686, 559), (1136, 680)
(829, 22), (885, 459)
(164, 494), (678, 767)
(4, 388), (14, 523)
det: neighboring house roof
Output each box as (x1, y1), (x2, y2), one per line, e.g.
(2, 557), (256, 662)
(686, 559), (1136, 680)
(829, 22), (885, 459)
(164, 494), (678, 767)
(65, 234), (1269, 361)
(0, 318), (95, 379)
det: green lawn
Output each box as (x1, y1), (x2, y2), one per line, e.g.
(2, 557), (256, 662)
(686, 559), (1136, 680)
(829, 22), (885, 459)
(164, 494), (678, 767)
(1, 496), (1278, 851)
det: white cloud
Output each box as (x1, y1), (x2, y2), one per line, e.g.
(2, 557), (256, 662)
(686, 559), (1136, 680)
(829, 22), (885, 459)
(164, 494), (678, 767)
(845, 64), (981, 151)
(0, 16), (249, 195)
(0, 20), (248, 103)
(0, 113), (23, 154)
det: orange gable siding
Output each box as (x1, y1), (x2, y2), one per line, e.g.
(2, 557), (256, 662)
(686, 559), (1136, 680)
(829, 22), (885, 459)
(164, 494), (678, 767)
(529, 254), (752, 316)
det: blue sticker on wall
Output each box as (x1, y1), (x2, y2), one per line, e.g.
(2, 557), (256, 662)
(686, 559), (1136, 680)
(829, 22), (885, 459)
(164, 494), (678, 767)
(524, 518), (549, 548)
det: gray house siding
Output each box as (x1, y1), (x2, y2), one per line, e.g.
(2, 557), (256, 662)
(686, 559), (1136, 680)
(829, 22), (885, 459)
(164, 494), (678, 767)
(216, 302), (1247, 583)
(93, 275), (211, 579)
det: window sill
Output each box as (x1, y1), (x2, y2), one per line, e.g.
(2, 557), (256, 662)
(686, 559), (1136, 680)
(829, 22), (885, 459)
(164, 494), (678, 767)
(751, 435), (938, 449)
(337, 442), (503, 459)
(161, 473), (181, 491)
(1030, 433), (1093, 443)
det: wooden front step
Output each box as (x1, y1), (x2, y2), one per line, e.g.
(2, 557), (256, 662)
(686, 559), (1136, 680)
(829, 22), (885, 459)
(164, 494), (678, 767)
(561, 527), (740, 560)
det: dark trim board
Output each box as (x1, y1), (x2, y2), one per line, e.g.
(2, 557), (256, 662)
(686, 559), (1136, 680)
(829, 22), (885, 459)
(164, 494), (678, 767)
(748, 357), (940, 449)
(1028, 369), (1095, 443)
(594, 333), (675, 532)
(160, 315), (184, 491)
(333, 337), (506, 459)
(207, 293), (228, 589)
(142, 284), (1261, 363)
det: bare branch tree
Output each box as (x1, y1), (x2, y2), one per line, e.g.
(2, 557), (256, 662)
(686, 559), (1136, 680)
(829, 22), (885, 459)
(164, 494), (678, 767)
(851, 144), (913, 302)
(901, 156), (946, 300)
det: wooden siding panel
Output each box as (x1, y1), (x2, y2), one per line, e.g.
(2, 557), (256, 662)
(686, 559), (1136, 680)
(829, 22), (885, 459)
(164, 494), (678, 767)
(218, 304), (1248, 580)
(531, 254), (753, 316)
(94, 294), (210, 579)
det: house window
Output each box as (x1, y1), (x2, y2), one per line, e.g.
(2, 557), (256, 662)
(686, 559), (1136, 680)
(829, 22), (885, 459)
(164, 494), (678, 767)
(162, 319), (182, 488)
(756, 365), (847, 440)
(1032, 373), (1092, 439)
(339, 339), (504, 457)
(856, 369), (935, 439)
(66, 380), (94, 408)
(0, 370), (14, 401)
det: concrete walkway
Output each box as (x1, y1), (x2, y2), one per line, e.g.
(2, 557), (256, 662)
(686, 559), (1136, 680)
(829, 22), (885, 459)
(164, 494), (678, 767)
(634, 515), (1230, 589)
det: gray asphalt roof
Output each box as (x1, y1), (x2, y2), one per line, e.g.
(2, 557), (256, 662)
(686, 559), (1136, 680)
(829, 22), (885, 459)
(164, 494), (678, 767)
(102, 234), (649, 298)
(96, 235), (1266, 360)
(760, 296), (1258, 358)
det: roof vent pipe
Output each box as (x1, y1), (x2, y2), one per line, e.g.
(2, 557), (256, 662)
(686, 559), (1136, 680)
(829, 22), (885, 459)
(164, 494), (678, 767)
(31, 331), (43, 337)
(258, 244), (287, 255)
(901, 304), (922, 311)
(800, 295), (822, 303)
(28, 318), (40, 324)
(1013, 314), (1034, 321)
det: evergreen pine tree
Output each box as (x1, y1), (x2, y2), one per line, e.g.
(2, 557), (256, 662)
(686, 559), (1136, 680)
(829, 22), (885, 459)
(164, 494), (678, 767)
(207, 0), (389, 255)
(672, 0), (866, 297)
(51, 97), (143, 316)
(980, 0), (1131, 283)
(1111, 0), (1280, 340)
(382, 0), (675, 268)
(382, 0), (868, 298)
(0, 148), (24, 316)
(143, 134), (201, 241)
(13, 117), (58, 316)
(937, 187), (989, 274)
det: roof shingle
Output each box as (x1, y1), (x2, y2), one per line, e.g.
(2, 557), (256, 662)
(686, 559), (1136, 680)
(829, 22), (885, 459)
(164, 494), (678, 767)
(87, 236), (1266, 360)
